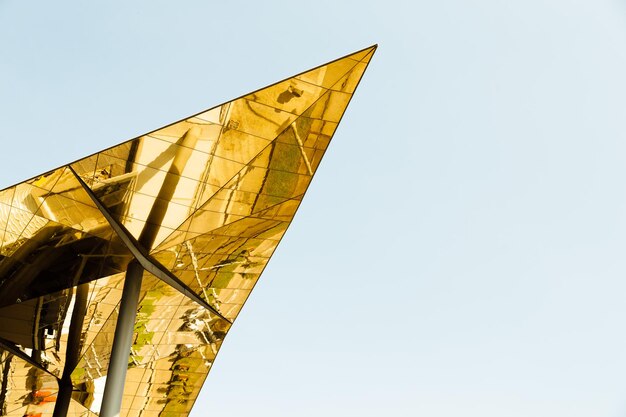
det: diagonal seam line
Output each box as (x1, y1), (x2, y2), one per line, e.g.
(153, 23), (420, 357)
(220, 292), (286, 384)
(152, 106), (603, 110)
(152, 73), (357, 252)
(0, 188), (16, 254)
(73, 293), (121, 382)
(69, 164), (231, 323)
(159, 197), (304, 276)
(158, 210), (294, 275)
(151, 119), (311, 249)
(152, 54), (368, 249)
(0, 336), (59, 380)
(68, 166), (232, 324)
(151, 194), (304, 260)
(1, 168), (66, 257)
(0, 44), (376, 196)
(186, 49), (378, 321)
(30, 200), (118, 250)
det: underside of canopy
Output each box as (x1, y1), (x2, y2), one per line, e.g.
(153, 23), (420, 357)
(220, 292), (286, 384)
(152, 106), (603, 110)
(0, 45), (376, 417)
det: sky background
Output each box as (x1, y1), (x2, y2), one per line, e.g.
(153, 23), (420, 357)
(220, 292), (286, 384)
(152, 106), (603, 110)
(1, 1), (626, 416)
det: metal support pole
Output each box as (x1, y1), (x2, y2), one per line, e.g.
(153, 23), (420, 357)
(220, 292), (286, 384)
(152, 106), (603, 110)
(53, 283), (89, 417)
(99, 127), (200, 417)
(99, 260), (143, 417)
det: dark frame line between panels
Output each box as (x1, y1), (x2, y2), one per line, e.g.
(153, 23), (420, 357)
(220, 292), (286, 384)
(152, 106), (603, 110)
(67, 166), (231, 324)
(0, 336), (59, 379)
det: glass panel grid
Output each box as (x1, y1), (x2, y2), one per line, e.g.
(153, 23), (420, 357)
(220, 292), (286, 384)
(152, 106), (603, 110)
(0, 45), (375, 417)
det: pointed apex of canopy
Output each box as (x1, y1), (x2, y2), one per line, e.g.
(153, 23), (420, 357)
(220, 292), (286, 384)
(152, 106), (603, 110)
(245, 44), (377, 102)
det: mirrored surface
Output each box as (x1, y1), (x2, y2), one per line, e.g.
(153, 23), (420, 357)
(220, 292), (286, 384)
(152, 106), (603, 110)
(0, 45), (375, 416)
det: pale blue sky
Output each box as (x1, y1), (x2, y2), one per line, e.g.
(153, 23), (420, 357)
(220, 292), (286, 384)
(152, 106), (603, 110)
(2, 1), (626, 416)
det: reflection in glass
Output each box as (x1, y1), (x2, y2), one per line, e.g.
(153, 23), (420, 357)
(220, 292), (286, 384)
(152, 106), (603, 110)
(0, 45), (375, 416)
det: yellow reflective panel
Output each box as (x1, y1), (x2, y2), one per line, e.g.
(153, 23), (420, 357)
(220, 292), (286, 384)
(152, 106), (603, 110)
(0, 168), (66, 258)
(346, 45), (377, 63)
(66, 399), (97, 417)
(24, 167), (67, 193)
(152, 215), (289, 319)
(0, 166), (132, 310)
(0, 289), (74, 377)
(187, 138), (278, 217)
(155, 198), (289, 254)
(0, 213), (131, 309)
(222, 99), (295, 142)
(0, 166), (134, 305)
(127, 274), (229, 367)
(146, 122), (222, 154)
(120, 344), (218, 417)
(0, 187), (16, 250)
(72, 284), (122, 390)
(71, 272), (230, 415)
(78, 273), (127, 361)
(306, 89), (352, 123)
(0, 348), (59, 416)
(265, 96), (341, 177)
(34, 167), (113, 240)
(188, 106), (224, 125)
(251, 198), (302, 222)
(243, 78), (326, 116)
(73, 132), (258, 249)
(71, 142), (134, 187)
(184, 169), (303, 231)
(151, 121), (318, 253)
(95, 138), (204, 243)
(330, 60), (370, 93)
(0, 199), (41, 257)
(294, 46), (375, 90)
(0, 45), (376, 417)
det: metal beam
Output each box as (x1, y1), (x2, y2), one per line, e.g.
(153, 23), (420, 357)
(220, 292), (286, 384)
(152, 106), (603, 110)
(72, 128), (231, 417)
(53, 283), (89, 417)
(0, 336), (58, 379)
(67, 165), (230, 323)
(99, 260), (144, 417)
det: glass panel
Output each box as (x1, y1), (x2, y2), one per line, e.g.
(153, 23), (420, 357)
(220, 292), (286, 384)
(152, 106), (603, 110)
(0, 212), (132, 309)
(0, 45), (376, 417)
(79, 273), (127, 361)
(0, 169), (65, 259)
(306, 89), (352, 123)
(67, 398), (97, 417)
(0, 348), (59, 416)
(151, 121), (318, 253)
(347, 45), (377, 63)
(120, 343), (219, 417)
(243, 78), (326, 115)
(152, 210), (292, 319)
(330, 60), (369, 93)
(0, 272), (130, 385)
(70, 272), (230, 416)
(294, 46), (374, 90)
(0, 289), (72, 376)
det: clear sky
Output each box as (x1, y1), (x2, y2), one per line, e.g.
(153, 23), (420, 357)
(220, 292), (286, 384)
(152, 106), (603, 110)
(2, 1), (626, 416)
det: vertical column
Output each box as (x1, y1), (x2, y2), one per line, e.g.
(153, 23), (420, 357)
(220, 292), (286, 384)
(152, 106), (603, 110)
(99, 127), (200, 417)
(53, 283), (89, 417)
(99, 261), (143, 417)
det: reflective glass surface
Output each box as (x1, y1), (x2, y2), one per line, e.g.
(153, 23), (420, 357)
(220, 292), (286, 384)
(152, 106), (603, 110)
(0, 45), (375, 416)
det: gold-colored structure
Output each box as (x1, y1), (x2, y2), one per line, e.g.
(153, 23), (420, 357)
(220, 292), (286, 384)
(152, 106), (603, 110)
(0, 45), (376, 417)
